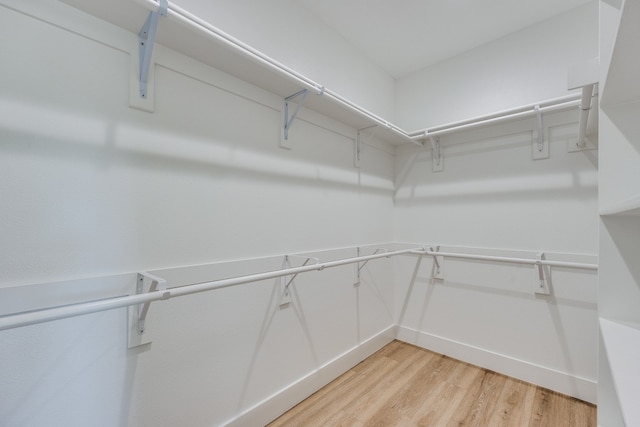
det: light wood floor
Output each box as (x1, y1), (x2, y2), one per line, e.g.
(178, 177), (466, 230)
(268, 340), (596, 427)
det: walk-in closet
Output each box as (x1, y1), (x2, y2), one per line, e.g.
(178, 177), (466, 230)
(0, 0), (637, 426)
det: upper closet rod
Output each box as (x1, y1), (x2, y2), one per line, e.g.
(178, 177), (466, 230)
(133, 0), (419, 146)
(411, 249), (598, 270)
(0, 248), (420, 332)
(410, 93), (585, 140)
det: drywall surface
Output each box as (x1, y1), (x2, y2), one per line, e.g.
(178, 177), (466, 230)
(395, 1), (599, 130)
(394, 114), (598, 253)
(393, 111), (599, 401)
(0, 1), (396, 426)
(171, 0), (397, 122)
(0, 1), (395, 287)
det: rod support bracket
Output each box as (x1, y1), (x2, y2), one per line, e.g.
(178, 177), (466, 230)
(280, 89), (309, 149)
(532, 105), (549, 159)
(427, 133), (443, 172)
(355, 125), (378, 168)
(280, 254), (319, 306)
(356, 247), (388, 283)
(534, 252), (551, 295)
(429, 246), (444, 279)
(138, 0), (167, 99)
(128, 272), (167, 348)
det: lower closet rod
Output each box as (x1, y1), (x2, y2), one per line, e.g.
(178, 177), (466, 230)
(412, 250), (598, 270)
(0, 248), (421, 332)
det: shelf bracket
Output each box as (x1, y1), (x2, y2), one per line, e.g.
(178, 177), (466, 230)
(128, 272), (168, 348)
(356, 125), (378, 168)
(534, 252), (551, 295)
(428, 134), (443, 172)
(138, 0), (167, 99)
(569, 84), (598, 152)
(532, 105), (549, 159)
(356, 247), (390, 284)
(430, 246), (444, 279)
(280, 254), (319, 306)
(280, 89), (309, 149)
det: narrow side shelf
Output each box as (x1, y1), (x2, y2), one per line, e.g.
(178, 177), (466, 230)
(599, 318), (640, 426)
(600, 0), (640, 107)
(599, 194), (640, 216)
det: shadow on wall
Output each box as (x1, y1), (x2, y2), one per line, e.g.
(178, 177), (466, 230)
(394, 127), (597, 206)
(0, 96), (393, 194)
(397, 257), (597, 327)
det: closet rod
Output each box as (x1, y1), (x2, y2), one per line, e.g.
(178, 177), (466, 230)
(577, 84), (595, 147)
(133, 0), (419, 146)
(409, 93), (585, 140)
(412, 249), (598, 270)
(0, 248), (421, 332)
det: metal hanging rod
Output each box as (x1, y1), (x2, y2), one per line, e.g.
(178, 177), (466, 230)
(409, 93), (591, 141)
(0, 248), (420, 332)
(129, 1), (594, 148)
(132, 0), (419, 146)
(411, 249), (598, 270)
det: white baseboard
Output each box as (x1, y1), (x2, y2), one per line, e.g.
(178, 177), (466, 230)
(223, 325), (396, 427)
(395, 325), (597, 404)
(224, 323), (596, 427)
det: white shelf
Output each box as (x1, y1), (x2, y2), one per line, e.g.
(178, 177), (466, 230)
(600, 194), (640, 216)
(57, 0), (417, 146)
(601, 0), (640, 108)
(599, 318), (640, 426)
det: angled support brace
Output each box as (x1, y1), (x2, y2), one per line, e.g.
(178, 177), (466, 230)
(356, 247), (389, 283)
(427, 134), (443, 172)
(128, 271), (168, 348)
(532, 105), (549, 159)
(280, 254), (319, 306)
(534, 252), (551, 295)
(280, 89), (309, 149)
(570, 84), (597, 152)
(356, 125), (378, 167)
(429, 246), (444, 279)
(138, 0), (167, 99)
(535, 105), (543, 152)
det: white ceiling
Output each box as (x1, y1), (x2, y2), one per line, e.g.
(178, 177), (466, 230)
(298, 0), (593, 78)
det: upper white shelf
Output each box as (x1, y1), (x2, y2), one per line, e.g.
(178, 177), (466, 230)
(601, 0), (640, 108)
(599, 318), (640, 426)
(600, 194), (640, 216)
(58, 0), (417, 146)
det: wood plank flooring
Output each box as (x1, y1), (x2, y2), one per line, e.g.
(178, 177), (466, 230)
(267, 341), (596, 427)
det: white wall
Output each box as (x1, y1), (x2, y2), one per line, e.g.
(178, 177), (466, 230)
(395, 1), (599, 130)
(171, 0), (397, 121)
(391, 3), (599, 401)
(393, 111), (599, 401)
(0, 1), (397, 426)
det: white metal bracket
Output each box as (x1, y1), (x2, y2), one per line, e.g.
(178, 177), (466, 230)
(430, 246), (444, 279)
(568, 135), (597, 152)
(569, 84), (598, 152)
(280, 89), (309, 149)
(279, 254), (319, 306)
(532, 105), (549, 160)
(355, 125), (378, 168)
(428, 134), (444, 172)
(128, 272), (168, 348)
(356, 247), (388, 284)
(534, 252), (551, 295)
(138, 0), (167, 99)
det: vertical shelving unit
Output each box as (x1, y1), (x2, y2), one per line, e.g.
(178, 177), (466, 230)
(598, 0), (640, 425)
